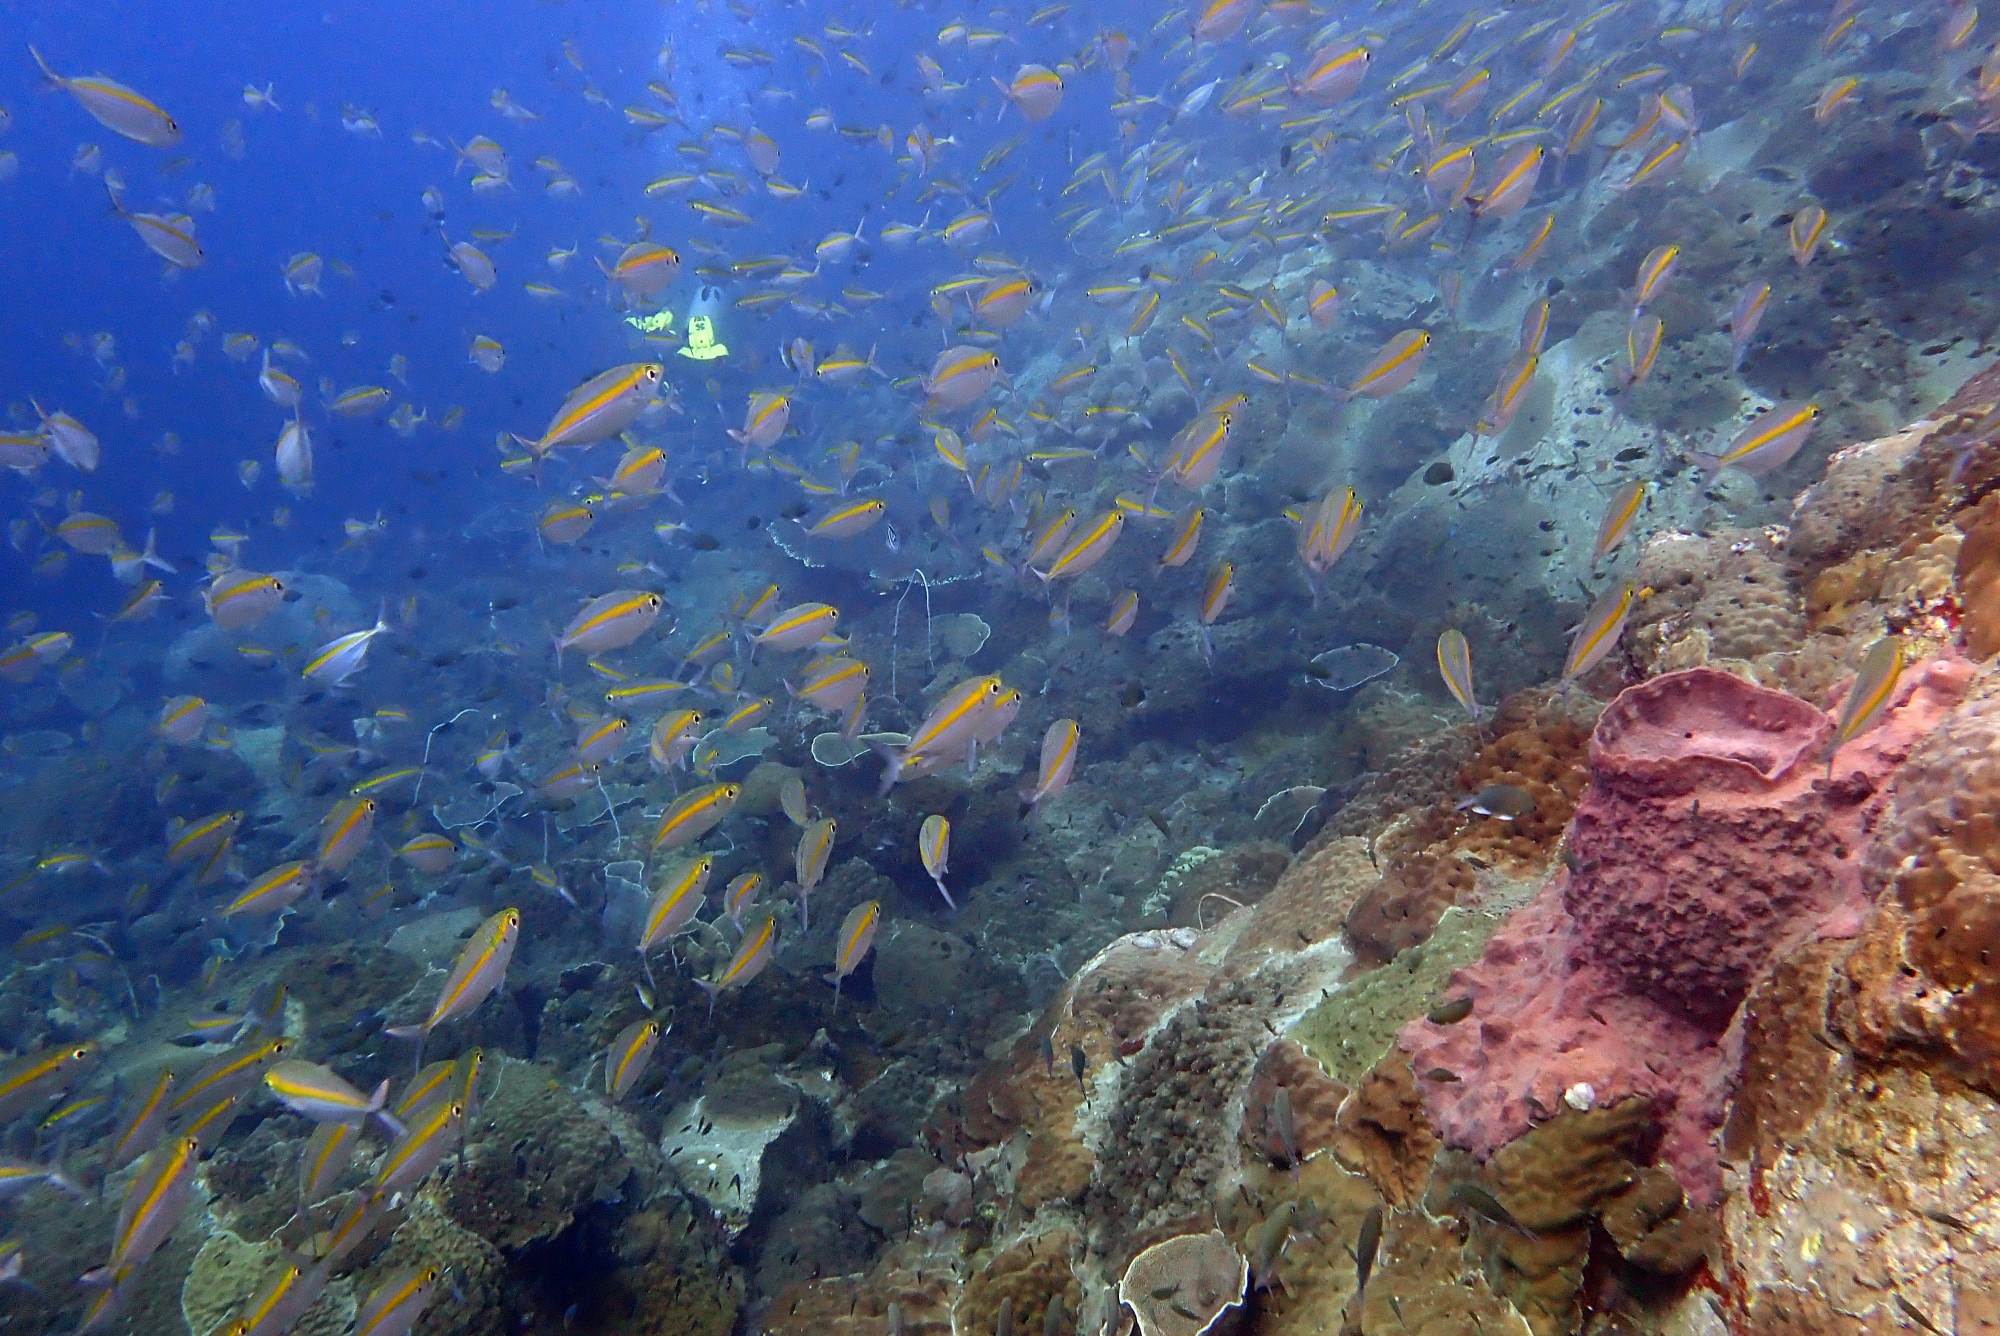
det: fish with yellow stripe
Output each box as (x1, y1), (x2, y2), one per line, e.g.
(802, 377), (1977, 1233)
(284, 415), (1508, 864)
(827, 900), (880, 1014)
(513, 364), (664, 455)
(385, 909), (520, 1062)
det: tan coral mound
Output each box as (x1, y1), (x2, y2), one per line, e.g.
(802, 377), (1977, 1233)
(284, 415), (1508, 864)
(1841, 671), (2000, 1093)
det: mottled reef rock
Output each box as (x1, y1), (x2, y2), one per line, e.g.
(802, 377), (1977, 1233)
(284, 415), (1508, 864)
(840, 371), (2000, 1336)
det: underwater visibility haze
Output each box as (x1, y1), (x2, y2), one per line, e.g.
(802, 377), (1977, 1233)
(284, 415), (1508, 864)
(7, 0), (2000, 1331)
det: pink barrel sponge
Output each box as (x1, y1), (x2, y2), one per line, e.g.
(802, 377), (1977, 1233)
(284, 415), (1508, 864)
(1399, 662), (1971, 1205)
(1566, 668), (1852, 1030)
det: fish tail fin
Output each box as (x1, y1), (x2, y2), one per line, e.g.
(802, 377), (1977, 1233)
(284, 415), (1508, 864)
(141, 528), (176, 575)
(871, 743), (906, 797)
(29, 46), (61, 89)
(1690, 450), (1722, 475)
(694, 978), (719, 1018)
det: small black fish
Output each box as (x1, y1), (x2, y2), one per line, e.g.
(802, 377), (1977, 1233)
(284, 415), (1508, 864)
(1447, 1182), (1535, 1238)
(1355, 1204), (1382, 1295)
(780, 501), (812, 520)
(1168, 1304), (1201, 1322)
(1120, 680), (1146, 709)
(686, 532), (722, 551)
(1148, 1284), (1178, 1301)
(1422, 1067), (1461, 1083)
(1039, 1033), (1054, 1078)
(1455, 783), (1535, 820)
(1895, 1295), (1945, 1336)
(1070, 1043), (1086, 1091)
(1427, 996), (1474, 1025)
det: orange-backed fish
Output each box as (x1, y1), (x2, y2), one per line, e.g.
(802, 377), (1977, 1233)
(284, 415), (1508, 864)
(513, 364), (664, 455)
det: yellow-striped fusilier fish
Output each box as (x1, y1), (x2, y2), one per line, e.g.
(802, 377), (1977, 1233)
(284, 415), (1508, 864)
(0, 1041), (96, 1122)
(1437, 629), (1479, 721)
(32, 47), (180, 146)
(513, 364), (664, 455)
(605, 1020), (665, 1100)
(1592, 482), (1646, 564)
(827, 900), (880, 1014)
(1024, 720), (1078, 818)
(650, 782), (741, 854)
(87, 1135), (200, 1280)
(1825, 638), (1905, 779)
(385, 909), (520, 1058)
(351, 1266), (442, 1336)
(557, 590), (664, 660)
(696, 916), (775, 1016)
(263, 1060), (403, 1135)
(1693, 402), (1818, 477)
(1561, 584), (1634, 682)
(918, 814), (954, 908)
(301, 608), (392, 685)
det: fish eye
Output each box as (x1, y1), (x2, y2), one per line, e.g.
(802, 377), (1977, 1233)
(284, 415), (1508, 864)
(71, 1046), (89, 1059)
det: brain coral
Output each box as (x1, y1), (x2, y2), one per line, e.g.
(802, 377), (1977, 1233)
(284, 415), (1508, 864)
(1629, 531), (1804, 675)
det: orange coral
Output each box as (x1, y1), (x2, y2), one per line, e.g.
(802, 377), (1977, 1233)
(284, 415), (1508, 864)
(1446, 698), (1591, 865)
